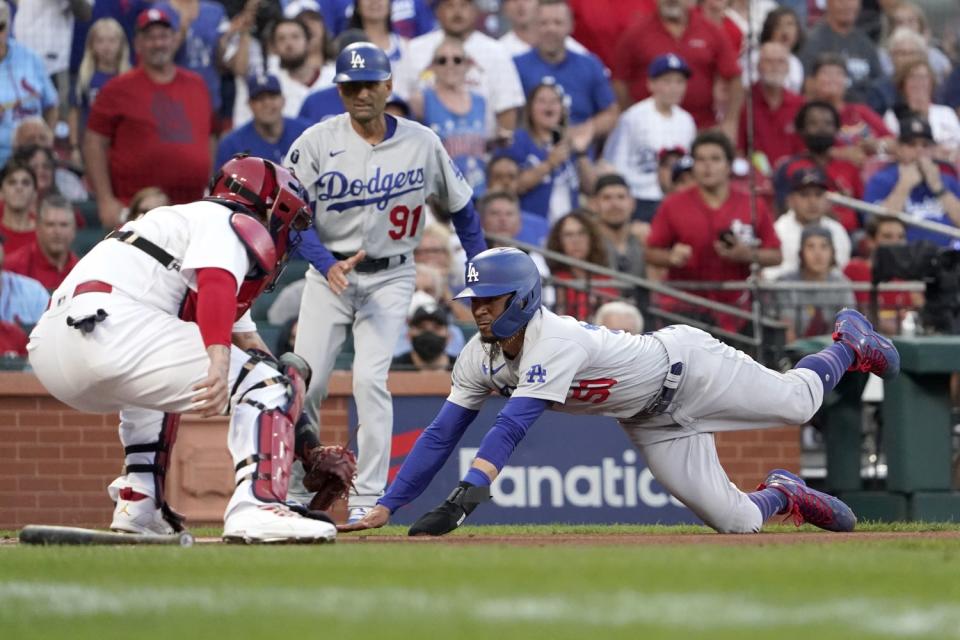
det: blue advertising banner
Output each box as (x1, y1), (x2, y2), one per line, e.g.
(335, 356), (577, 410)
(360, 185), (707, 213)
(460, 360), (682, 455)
(348, 396), (699, 525)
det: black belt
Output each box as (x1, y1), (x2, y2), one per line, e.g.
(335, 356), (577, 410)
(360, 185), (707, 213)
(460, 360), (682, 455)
(332, 251), (407, 274)
(631, 362), (684, 419)
(108, 230), (181, 271)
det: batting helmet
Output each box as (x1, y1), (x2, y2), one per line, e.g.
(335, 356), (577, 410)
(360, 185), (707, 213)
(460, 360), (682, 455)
(207, 154), (312, 260)
(454, 247), (542, 339)
(333, 42), (392, 83)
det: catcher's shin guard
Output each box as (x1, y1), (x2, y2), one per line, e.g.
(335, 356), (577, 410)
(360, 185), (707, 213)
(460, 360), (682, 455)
(230, 350), (309, 504)
(235, 410), (296, 503)
(116, 410), (186, 532)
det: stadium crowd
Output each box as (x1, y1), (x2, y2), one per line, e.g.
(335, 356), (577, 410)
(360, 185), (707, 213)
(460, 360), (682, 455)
(2, 0), (959, 365)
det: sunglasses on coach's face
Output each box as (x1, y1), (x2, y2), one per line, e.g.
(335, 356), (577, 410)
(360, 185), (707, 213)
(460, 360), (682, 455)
(434, 55), (465, 66)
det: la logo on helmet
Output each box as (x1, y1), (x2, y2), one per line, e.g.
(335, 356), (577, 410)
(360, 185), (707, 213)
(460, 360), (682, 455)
(466, 263), (479, 283)
(350, 51), (366, 69)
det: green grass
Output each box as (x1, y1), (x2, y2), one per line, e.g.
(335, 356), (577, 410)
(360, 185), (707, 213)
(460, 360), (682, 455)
(2, 523), (960, 640)
(6, 520), (954, 540)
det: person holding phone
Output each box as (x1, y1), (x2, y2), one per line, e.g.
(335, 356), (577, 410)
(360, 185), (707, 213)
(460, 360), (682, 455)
(646, 131), (781, 333)
(864, 115), (960, 247)
(502, 80), (597, 223)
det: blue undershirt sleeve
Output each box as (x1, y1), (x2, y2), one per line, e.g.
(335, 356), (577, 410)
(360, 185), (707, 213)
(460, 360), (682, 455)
(472, 397), (549, 473)
(450, 200), (487, 260)
(377, 400), (479, 513)
(291, 226), (337, 276)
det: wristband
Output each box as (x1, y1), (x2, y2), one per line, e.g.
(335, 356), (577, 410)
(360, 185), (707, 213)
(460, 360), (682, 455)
(933, 187), (947, 198)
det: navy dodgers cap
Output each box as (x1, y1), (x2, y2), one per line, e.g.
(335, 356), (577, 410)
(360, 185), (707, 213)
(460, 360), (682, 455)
(648, 53), (691, 79)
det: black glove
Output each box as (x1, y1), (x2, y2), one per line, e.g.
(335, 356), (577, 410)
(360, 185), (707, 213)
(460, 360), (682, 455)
(286, 501), (335, 525)
(408, 482), (490, 536)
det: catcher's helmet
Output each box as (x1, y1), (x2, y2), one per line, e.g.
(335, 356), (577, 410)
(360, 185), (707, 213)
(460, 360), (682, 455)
(207, 154), (312, 260)
(454, 247), (542, 339)
(333, 42), (392, 83)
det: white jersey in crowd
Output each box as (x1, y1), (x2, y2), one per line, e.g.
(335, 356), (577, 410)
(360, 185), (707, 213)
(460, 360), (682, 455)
(14, 0), (91, 75)
(285, 113), (473, 258)
(763, 211), (852, 281)
(53, 201), (256, 333)
(883, 104), (960, 151)
(449, 308), (669, 418)
(603, 97), (696, 201)
(401, 29), (526, 132)
(232, 62), (336, 127)
(496, 31), (589, 58)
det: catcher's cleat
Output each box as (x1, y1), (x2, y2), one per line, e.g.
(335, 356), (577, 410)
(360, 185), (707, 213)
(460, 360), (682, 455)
(223, 503), (337, 544)
(758, 469), (857, 533)
(347, 506), (370, 525)
(832, 308), (900, 380)
(110, 487), (175, 535)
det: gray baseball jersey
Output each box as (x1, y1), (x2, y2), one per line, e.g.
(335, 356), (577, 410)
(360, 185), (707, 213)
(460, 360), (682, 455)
(284, 113), (474, 258)
(448, 308), (670, 418)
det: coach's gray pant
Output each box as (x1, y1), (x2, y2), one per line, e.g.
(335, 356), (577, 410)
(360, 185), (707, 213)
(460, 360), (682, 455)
(293, 262), (416, 510)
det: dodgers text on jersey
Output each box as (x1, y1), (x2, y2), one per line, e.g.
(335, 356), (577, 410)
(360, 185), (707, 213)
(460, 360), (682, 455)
(315, 166), (427, 212)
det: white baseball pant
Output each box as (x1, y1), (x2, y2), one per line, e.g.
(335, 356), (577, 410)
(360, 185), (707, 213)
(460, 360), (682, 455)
(620, 325), (825, 533)
(27, 289), (292, 519)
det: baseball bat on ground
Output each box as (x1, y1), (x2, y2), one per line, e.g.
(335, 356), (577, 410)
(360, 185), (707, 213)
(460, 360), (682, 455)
(19, 525), (195, 547)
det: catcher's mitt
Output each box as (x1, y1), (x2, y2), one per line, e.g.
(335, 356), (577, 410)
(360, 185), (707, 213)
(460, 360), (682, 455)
(303, 446), (357, 511)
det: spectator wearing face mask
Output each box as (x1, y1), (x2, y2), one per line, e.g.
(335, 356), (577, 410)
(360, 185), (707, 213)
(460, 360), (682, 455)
(773, 100), (863, 230)
(392, 295), (455, 371)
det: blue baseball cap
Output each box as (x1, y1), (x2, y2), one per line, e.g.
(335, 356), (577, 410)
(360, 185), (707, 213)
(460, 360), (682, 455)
(648, 53), (691, 79)
(248, 74), (282, 99)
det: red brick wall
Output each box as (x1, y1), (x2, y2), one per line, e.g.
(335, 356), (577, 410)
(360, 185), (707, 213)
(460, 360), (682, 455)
(0, 372), (798, 529)
(715, 428), (801, 488)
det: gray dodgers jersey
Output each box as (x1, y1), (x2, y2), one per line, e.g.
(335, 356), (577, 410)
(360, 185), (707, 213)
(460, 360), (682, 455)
(448, 309), (670, 419)
(284, 113), (473, 258)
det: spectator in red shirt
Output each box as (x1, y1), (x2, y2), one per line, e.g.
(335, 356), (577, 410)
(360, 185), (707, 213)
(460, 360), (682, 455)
(612, 0), (743, 138)
(808, 52), (893, 167)
(568, 0), (655, 71)
(739, 42), (804, 170)
(0, 320), (28, 358)
(3, 195), (79, 291)
(692, 0), (744, 58)
(0, 161), (38, 255)
(646, 131), (781, 331)
(773, 100), (864, 230)
(83, 8), (212, 228)
(546, 209), (620, 321)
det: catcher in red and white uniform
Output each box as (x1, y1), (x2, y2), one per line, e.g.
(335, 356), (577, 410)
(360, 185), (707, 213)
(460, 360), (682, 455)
(28, 155), (352, 543)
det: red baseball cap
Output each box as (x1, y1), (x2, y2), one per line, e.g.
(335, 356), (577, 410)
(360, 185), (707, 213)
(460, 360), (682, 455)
(136, 8), (173, 32)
